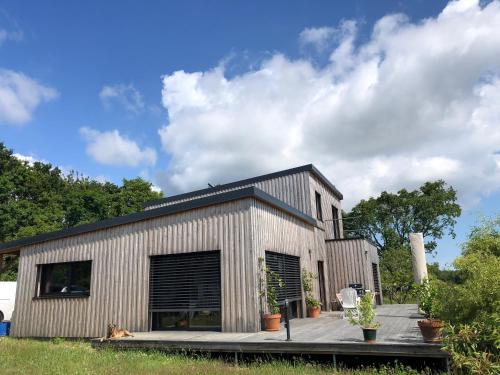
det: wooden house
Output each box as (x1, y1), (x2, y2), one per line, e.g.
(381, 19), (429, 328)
(0, 164), (381, 337)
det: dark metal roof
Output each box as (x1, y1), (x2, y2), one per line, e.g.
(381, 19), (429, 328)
(143, 164), (343, 209)
(0, 187), (316, 254)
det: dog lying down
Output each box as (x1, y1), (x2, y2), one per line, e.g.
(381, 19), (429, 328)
(99, 323), (134, 342)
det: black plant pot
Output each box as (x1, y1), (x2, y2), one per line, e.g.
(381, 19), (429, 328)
(362, 328), (377, 343)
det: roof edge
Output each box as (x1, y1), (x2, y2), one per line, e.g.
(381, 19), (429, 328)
(0, 187), (316, 254)
(143, 164), (343, 209)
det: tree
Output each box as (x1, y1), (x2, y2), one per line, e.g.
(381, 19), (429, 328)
(343, 180), (461, 253)
(0, 142), (163, 280)
(379, 247), (414, 304)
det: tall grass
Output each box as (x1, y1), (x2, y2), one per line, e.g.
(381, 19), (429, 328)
(0, 337), (439, 375)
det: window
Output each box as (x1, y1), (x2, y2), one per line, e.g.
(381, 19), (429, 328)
(38, 261), (92, 297)
(332, 205), (340, 239)
(265, 251), (302, 319)
(150, 251), (221, 331)
(315, 192), (323, 221)
(372, 263), (382, 305)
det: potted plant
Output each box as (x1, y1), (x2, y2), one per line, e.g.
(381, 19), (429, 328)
(305, 295), (322, 318)
(302, 269), (322, 318)
(258, 257), (284, 331)
(347, 291), (380, 343)
(413, 278), (444, 343)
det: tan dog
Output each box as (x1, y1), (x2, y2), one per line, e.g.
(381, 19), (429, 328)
(99, 323), (134, 342)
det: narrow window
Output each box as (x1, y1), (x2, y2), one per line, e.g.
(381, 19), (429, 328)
(38, 261), (92, 297)
(315, 192), (323, 221)
(332, 205), (340, 239)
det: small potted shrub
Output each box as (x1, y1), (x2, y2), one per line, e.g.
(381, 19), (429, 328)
(347, 291), (380, 343)
(413, 278), (444, 343)
(302, 269), (322, 318)
(258, 257), (284, 331)
(305, 295), (322, 318)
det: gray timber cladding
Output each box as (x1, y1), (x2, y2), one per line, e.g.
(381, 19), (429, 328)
(143, 164), (343, 217)
(325, 238), (382, 305)
(250, 200), (324, 317)
(146, 170), (313, 215)
(11, 194), (318, 337)
(309, 173), (343, 240)
(12, 199), (255, 337)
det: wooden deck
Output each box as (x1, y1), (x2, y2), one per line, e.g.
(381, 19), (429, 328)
(92, 304), (447, 359)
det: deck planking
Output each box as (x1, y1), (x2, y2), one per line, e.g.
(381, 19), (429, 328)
(92, 304), (447, 358)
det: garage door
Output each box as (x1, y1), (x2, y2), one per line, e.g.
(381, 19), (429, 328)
(149, 250), (221, 331)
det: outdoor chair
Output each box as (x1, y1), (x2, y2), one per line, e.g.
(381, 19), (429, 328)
(338, 288), (359, 319)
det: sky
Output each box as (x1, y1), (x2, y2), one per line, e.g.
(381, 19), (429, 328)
(1, 0), (499, 267)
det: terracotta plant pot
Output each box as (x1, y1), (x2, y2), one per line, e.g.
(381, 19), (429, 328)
(418, 319), (444, 343)
(362, 328), (377, 343)
(307, 306), (321, 318)
(263, 313), (281, 331)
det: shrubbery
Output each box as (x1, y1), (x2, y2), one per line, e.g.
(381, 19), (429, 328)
(436, 217), (500, 374)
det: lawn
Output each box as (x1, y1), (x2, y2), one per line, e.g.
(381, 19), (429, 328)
(0, 337), (439, 375)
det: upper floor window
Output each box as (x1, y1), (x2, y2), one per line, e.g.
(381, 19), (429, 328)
(38, 261), (92, 298)
(315, 191), (323, 221)
(332, 205), (341, 239)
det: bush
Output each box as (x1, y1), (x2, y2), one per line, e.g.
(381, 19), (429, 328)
(412, 278), (440, 320)
(437, 216), (500, 374)
(442, 314), (500, 375)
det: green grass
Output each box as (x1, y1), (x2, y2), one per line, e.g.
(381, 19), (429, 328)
(0, 337), (437, 375)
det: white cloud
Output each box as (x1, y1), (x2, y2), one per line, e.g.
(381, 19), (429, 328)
(299, 26), (336, 50)
(158, 0), (500, 209)
(80, 127), (157, 167)
(99, 84), (145, 114)
(0, 69), (58, 125)
(151, 184), (162, 193)
(13, 152), (45, 165)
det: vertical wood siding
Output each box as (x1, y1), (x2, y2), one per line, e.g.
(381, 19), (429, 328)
(12, 199), (257, 337)
(325, 239), (380, 306)
(308, 174), (343, 240)
(147, 172), (312, 216)
(250, 201), (324, 317)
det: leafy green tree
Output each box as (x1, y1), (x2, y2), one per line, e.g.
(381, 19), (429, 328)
(428, 262), (462, 284)
(379, 247), (414, 304)
(343, 180), (461, 304)
(343, 180), (461, 253)
(0, 142), (162, 280)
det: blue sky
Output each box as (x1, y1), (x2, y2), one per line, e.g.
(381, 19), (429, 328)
(1, 0), (499, 267)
